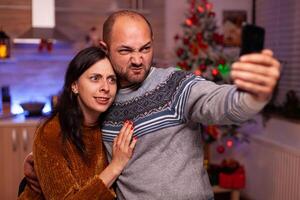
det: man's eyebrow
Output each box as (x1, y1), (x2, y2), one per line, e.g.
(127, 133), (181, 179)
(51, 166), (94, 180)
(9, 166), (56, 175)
(141, 41), (152, 48)
(118, 45), (133, 49)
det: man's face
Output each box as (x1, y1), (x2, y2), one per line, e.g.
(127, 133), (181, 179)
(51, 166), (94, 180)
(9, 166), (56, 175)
(108, 17), (153, 88)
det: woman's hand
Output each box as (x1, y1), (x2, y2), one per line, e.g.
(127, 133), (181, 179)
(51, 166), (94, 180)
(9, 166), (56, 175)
(99, 120), (137, 187)
(110, 120), (137, 174)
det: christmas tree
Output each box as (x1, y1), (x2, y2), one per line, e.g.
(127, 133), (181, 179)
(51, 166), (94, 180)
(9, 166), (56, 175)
(175, 0), (248, 154)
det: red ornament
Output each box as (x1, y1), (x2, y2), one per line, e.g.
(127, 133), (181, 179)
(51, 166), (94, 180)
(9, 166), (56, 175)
(185, 18), (193, 26)
(209, 12), (216, 17)
(197, 6), (205, 13)
(177, 61), (190, 71)
(199, 64), (207, 71)
(183, 37), (190, 45)
(212, 68), (219, 76)
(194, 69), (202, 76)
(176, 48), (184, 57)
(213, 33), (224, 45)
(217, 145), (225, 154)
(174, 34), (180, 41)
(226, 139), (234, 148)
(205, 3), (213, 11)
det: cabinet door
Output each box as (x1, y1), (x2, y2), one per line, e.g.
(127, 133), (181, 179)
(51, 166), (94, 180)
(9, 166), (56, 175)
(19, 125), (36, 163)
(0, 124), (37, 200)
(0, 126), (22, 200)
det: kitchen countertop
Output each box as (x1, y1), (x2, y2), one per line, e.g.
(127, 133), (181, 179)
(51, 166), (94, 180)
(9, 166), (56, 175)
(0, 113), (45, 126)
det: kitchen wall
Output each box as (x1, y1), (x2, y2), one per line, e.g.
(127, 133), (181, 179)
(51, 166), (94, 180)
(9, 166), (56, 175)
(0, 0), (165, 113)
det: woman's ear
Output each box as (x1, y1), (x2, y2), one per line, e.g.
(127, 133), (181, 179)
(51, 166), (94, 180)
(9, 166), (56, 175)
(71, 82), (79, 94)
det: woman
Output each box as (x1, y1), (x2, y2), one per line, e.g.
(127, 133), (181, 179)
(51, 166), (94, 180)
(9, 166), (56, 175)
(18, 46), (137, 199)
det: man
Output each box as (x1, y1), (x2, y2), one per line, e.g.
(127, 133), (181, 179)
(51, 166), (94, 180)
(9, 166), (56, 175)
(24, 10), (280, 200)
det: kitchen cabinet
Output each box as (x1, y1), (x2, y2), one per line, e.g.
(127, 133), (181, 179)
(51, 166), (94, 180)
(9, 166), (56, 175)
(0, 116), (40, 200)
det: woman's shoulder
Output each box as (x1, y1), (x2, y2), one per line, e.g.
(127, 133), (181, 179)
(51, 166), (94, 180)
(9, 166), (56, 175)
(34, 115), (62, 147)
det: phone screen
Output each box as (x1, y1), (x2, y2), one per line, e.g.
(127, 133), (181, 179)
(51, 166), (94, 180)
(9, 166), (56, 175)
(240, 24), (265, 56)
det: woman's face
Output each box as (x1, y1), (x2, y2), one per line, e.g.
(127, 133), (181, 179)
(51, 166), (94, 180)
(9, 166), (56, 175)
(72, 58), (117, 124)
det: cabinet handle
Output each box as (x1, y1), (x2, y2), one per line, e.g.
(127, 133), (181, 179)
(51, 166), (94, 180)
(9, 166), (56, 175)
(22, 129), (29, 152)
(12, 129), (17, 152)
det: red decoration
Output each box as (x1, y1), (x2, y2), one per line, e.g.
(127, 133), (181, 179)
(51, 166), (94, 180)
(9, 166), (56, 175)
(185, 18), (193, 26)
(217, 145), (225, 154)
(174, 34), (180, 41)
(206, 125), (219, 139)
(176, 48), (185, 57)
(194, 69), (202, 76)
(205, 3), (213, 11)
(212, 68), (219, 76)
(177, 61), (190, 71)
(226, 139), (234, 148)
(38, 38), (53, 52)
(199, 64), (207, 71)
(219, 167), (246, 189)
(183, 37), (190, 45)
(208, 12), (216, 17)
(189, 43), (199, 55)
(197, 6), (205, 13)
(213, 33), (224, 45)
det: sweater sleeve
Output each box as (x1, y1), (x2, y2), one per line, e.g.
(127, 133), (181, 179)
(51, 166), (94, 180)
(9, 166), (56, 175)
(184, 77), (267, 125)
(33, 141), (116, 200)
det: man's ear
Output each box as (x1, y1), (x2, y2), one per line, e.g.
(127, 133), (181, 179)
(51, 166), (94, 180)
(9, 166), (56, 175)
(99, 40), (108, 50)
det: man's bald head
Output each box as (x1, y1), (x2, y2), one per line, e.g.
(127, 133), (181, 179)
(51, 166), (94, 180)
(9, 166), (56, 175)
(102, 10), (153, 47)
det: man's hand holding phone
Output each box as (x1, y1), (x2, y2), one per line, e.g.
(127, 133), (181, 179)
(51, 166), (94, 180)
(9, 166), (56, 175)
(231, 24), (281, 102)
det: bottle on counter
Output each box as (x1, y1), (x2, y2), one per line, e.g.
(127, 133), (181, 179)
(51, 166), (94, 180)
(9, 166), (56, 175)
(1, 86), (11, 114)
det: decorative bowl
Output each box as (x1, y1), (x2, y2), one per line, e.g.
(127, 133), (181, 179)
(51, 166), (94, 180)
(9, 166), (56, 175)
(20, 102), (45, 116)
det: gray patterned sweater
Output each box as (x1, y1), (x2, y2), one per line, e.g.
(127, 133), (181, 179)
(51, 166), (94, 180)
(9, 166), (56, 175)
(102, 67), (266, 200)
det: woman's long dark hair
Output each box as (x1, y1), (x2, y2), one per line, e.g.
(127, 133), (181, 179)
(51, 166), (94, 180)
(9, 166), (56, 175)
(45, 46), (108, 159)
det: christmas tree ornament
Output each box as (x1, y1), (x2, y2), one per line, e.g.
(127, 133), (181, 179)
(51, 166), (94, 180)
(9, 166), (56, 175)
(217, 145), (225, 154)
(218, 64), (230, 76)
(185, 18), (193, 26)
(226, 139), (234, 148)
(197, 6), (205, 13)
(194, 69), (202, 76)
(199, 64), (207, 71)
(212, 68), (219, 76)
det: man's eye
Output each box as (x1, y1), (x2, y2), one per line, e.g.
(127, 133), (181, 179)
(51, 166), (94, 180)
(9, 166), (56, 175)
(119, 49), (131, 55)
(141, 46), (151, 53)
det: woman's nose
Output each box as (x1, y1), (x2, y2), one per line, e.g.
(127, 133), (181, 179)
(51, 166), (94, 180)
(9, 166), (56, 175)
(100, 80), (109, 92)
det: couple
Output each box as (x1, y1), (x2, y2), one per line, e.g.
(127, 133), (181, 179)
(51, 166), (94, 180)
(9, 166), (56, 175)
(19, 10), (280, 200)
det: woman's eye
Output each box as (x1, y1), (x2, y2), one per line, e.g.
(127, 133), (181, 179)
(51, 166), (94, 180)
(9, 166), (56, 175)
(108, 77), (117, 84)
(90, 76), (99, 81)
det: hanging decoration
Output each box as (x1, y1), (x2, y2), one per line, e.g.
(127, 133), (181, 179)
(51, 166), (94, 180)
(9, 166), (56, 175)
(0, 29), (11, 59)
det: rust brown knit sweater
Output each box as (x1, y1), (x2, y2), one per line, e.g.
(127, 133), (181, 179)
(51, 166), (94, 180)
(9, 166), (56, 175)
(18, 116), (115, 200)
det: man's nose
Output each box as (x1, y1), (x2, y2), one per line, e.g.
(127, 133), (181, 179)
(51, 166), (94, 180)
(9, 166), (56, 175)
(131, 52), (142, 65)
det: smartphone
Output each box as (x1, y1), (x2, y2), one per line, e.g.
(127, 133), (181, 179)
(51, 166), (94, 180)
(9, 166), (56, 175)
(240, 24), (265, 56)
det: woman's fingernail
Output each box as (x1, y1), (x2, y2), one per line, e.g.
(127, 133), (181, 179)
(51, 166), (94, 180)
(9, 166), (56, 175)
(134, 136), (138, 140)
(131, 125), (134, 130)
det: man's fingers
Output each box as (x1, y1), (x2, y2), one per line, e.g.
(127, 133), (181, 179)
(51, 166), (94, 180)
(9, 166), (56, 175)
(239, 52), (280, 69)
(231, 62), (280, 79)
(234, 79), (273, 96)
(28, 182), (42, 194)
(231, 70), (277, 87)
(262, 49), (273, 56)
